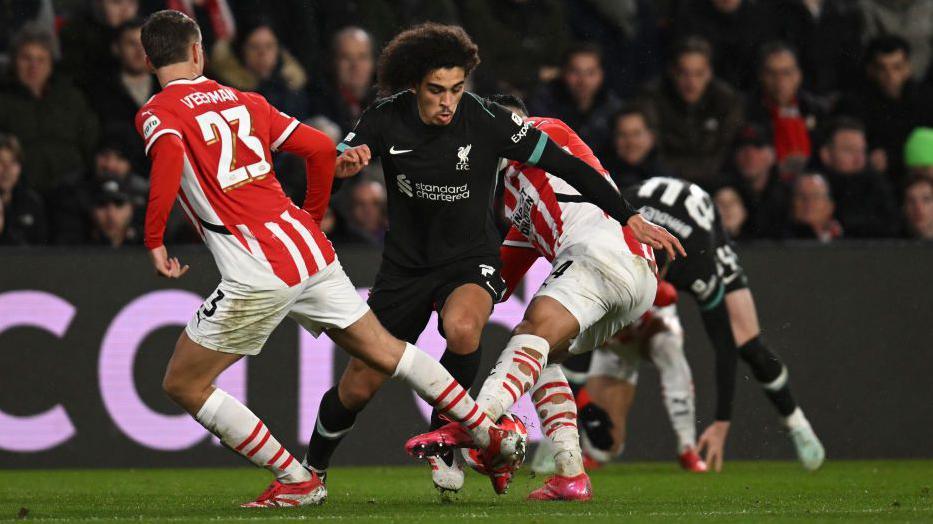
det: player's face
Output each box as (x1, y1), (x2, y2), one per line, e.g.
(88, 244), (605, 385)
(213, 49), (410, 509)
(335, 32), (374, 93)
(761, 51), (801, 106)
(0, 148), (22, 193)
(99, 0), (138, 28)
(904, 182), (933, 238)
(414, 67), (466, 126)
(15, 43), (52, 92)
(613, 114), (654, 164)
(673, 53), (711, 105)
(712, 0), (742, 13)
(870, 51), (912, 99)
(243, 26), (279, 80)
(823, 131), (867, 175)
(115, 28), (147, 75)
(563, 53), (603, 104)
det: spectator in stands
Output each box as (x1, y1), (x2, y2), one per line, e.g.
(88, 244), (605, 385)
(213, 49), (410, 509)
(774, 0), (863, 98)
(670, 0), (779, 91)
(309, 27), (376, 135)
(713, 184), (750, 240)
(819, 118), (899, 237)
(211, 19), (310, 120)
(786, 172), (842, 242)
(639, 36), (744, 188)
(902, 176), (933, 240)
(0, 134), (46, 245)
(563, 0), (662, 98)
(87, 175), (139, 247)
(528, 43), (622, 157)
(460, 0), (570, 95)
(331, 178), (387, 246)
(747, 42), (827, 178)
(860, 0), (933, 82)
(603, 104), (673, 189)
(0, 27), (99, 198)
(89, 18), (155, 174)
(52, 138), (147, 244)
(836, 36), (933, 189)
(725, 123), (790, 239)
(59, 0), (139, 89)
(904, 127), (933, 179)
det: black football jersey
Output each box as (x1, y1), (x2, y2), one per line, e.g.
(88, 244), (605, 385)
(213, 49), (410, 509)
(623, 176), (747, 309)
(339, 91), (550, 269)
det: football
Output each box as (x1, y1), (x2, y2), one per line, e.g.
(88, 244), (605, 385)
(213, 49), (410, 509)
(462, 413), (529, 474)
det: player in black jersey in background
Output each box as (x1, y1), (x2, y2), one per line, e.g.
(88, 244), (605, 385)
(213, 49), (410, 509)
(582, 176), (824, 472)
(302, 23), (683, 493)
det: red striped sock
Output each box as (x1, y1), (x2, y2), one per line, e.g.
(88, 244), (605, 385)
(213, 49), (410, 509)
(476, 334), (549, 421)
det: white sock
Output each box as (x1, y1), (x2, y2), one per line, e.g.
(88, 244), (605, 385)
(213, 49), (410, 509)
(196, 388), (311, 483)
(649, 331), (697, 453)
(392, 343), (492, 446)
(476, 334), (549, 421)
(530, 364), (583, 477)
(783, 407), (809, 430)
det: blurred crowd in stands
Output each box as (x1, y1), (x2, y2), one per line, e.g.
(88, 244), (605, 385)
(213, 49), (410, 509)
(1, 0), (933, 248)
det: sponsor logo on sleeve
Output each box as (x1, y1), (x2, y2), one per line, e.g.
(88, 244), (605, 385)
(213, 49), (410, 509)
(142, 115), (161, 140)
(343, 132), (356, 143)
(510, 112), (524, 126)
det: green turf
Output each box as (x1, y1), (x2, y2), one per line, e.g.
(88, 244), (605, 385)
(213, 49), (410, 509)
(0, 461), (930, 523)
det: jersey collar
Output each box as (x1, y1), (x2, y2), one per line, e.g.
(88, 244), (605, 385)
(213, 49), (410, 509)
(163, 75), (210, 88)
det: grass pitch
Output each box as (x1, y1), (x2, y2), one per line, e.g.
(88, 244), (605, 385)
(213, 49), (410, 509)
(0, 461), (930, 523)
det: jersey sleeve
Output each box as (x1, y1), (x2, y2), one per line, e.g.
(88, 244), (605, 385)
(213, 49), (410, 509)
(482, 97), (550, 165)
(136, 104), (183, 157)
(337, 104), (383, 157)
(499, 226), (540, 301)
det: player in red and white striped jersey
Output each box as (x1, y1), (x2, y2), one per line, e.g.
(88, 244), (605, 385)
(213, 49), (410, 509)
(137, 11), (522, 509)
(406, 95), (685, 500)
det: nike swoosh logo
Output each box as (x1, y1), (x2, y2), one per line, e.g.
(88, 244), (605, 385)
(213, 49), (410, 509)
(389, 146), (413, 155)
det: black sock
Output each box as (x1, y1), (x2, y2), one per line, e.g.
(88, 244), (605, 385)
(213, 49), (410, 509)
(303, 386), (358, 471)
(738, 337), (798, 417)
(430, 347), (482, 429)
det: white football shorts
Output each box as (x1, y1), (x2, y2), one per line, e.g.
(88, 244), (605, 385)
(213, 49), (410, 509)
(186, 259), (369, 355)
(534, 245), (657, 356)
(588, 305), (682, 383)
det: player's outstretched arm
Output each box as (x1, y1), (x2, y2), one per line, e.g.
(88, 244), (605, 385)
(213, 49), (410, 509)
(696, 292), (739, 471)
(531, 139), (686, 260)
(278, 123), (337, 224)
(334, 145), (371, 179)
(145, 134), (189, 279)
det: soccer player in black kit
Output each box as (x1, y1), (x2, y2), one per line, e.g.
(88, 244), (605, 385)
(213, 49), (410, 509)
(301, 23), (683, 494)
(581, 176), (825, 472)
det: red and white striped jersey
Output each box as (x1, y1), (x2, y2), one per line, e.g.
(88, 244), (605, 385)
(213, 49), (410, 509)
(501, 117), (653, 264)
(136, 76), (335, 289)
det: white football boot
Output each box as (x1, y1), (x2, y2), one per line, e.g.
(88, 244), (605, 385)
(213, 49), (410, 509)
(427, 449), (465, 492)
(789, 424), (825, 471)
(530, 439), (556, 475)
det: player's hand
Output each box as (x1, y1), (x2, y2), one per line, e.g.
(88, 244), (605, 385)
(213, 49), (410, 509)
(334, 145), (371, 178)
(697, 420), (731, 472)
(149, 246), (189, 279)
(626, 214), (687, 261)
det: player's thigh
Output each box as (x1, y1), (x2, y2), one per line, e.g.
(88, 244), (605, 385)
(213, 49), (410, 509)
(367, 264), (435, 344)
(514, 295), (582, 351)
(588, 344), (641, 385)
(438, 283), (493, 352)
(287, 261), (370, 340)
(186, 280), (296, 357)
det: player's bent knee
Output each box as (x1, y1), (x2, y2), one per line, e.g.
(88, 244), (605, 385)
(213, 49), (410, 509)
(738, 336), (784, 383)
(441, 315), (483, 353)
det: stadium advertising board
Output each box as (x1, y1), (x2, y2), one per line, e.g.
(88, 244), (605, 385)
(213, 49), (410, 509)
(1, 245), (931, 468)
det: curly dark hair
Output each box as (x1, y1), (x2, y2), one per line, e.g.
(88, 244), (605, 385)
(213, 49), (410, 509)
(377, 23), (480, 96)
